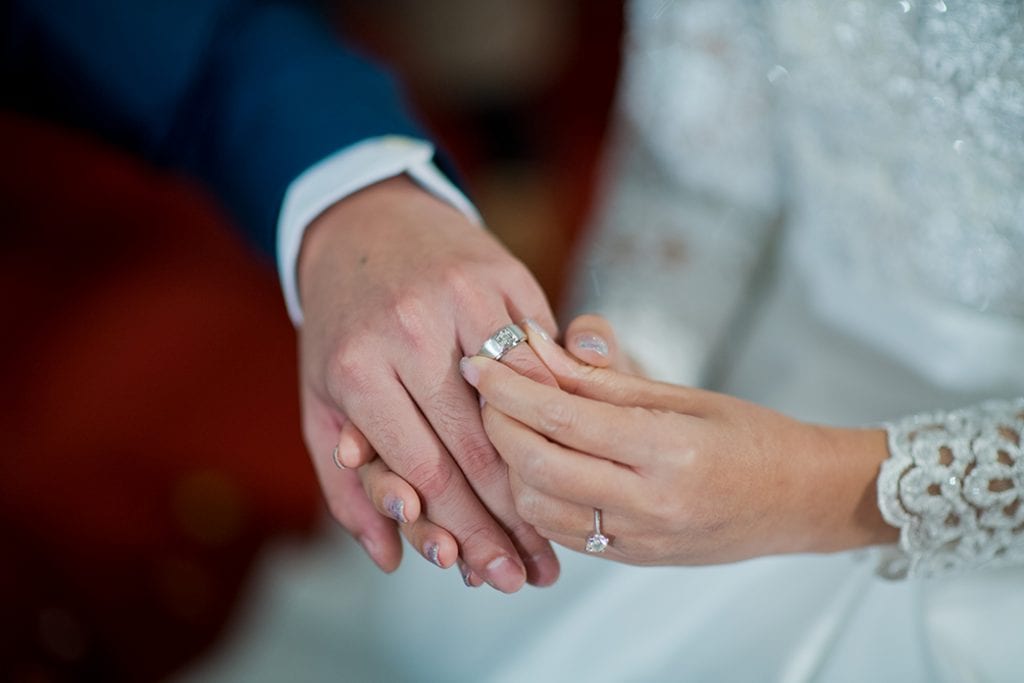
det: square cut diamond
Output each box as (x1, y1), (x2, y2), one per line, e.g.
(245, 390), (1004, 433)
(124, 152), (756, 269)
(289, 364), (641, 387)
(494, 327), (520, 349)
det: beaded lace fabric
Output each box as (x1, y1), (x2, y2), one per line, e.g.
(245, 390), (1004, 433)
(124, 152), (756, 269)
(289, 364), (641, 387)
(569, 0), (1024, 577)
(879, 399), (1024, 578)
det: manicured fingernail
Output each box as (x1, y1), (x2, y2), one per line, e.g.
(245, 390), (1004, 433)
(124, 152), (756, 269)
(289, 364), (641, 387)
(336, 432), (360, 468)
(383, 495), (407, 524)
(575, 333), (608, 357)
(459, 356), (480, 387)
(425, 541), (442, 568)
(462, 565), (477, 589)
(524, 318), (551, 341)
(457, 560), (479, 587)
(483, 556), (525, 593)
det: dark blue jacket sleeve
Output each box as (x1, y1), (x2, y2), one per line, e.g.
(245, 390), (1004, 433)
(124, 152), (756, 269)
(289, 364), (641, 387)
(5, 0), (427, 256)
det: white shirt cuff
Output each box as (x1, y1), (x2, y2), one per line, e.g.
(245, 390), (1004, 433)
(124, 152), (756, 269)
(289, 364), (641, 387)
(276, 135), (482, 325)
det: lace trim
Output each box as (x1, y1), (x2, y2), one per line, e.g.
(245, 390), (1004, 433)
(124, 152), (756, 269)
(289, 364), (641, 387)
(878, 398), (1024, 579)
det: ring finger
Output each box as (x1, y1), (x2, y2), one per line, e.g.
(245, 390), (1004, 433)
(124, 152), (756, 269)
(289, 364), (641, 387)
(508, 469), (602, 538)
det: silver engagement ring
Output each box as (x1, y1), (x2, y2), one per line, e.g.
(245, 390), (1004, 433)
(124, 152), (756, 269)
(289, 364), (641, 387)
(585, 508), (610, 554)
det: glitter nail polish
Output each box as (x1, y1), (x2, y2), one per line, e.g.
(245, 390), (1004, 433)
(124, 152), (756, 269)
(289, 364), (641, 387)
(384, 495), (407, 524)
(425, 542), (442, 568)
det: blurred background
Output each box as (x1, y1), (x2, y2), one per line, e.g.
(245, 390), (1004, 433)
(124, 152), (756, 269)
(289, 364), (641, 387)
(1, 2), (622, 680)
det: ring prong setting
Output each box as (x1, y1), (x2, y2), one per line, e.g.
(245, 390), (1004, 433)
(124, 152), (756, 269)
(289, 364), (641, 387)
(585, 508), (610, 553)
(585, 532), (610, 554)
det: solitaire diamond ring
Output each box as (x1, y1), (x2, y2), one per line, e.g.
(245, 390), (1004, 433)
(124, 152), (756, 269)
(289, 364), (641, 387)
(585, 508), (610, 554)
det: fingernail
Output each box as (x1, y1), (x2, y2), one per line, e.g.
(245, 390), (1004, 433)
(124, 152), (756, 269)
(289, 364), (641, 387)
(575, 334), (608, 357)
(383, 495), (407, 524)
(523, 318), (552, 341)
(425, 541), (442, 568)
(466, 571), (483, 587)
(457, 560), (479, 588)
(479, 393), (486, 408)
(483, 556), (525, 593)
(336, 432), (360, 468)
(459, 356), (480, 387)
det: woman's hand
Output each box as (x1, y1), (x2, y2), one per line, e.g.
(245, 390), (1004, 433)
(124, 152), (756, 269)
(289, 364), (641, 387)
(460, 320), (898, 566)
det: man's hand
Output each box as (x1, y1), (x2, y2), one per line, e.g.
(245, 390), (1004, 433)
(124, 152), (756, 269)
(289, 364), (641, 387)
(297, 175), (560, 592)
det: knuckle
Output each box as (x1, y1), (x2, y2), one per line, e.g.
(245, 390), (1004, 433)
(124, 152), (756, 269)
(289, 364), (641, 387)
(507, 516), (546, 547)
(567, 361), (597, 387)
(405, 458), (457, 502)
(391, 292), (434, 349)
(651, 483), (686, 521)
(516, 359), (556, 387)
(426, 394), (505, 488)
(510, 489), (542, 527)
(456, 521), (499, 554)
(517, 446), (549, 488)
(507, 258), (540, 289)
(538, 399), (575, 438)
(441, 264), (478, 304)
(652, 499), (684, 531)
(327, 341), (375, 399)
(451, 434), (503, 486)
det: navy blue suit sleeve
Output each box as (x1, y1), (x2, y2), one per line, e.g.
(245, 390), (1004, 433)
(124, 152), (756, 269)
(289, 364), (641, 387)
(6, 0), (427, 255)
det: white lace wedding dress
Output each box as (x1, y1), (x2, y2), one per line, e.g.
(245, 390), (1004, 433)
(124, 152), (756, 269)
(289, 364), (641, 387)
(182, 2), (1024, 681)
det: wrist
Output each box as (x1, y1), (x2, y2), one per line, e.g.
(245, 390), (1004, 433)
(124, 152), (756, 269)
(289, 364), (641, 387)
(806, 426), (899, 553)
(296, 174), (463, 306)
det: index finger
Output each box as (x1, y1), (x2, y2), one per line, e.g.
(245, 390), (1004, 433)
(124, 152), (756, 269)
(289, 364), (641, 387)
(460, 355), (661, 468)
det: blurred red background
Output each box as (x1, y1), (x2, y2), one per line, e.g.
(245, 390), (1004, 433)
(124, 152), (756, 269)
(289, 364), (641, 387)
(1, 3), (622, 681)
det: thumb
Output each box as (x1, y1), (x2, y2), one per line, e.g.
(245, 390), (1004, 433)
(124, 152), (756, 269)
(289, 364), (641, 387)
(562, 314), (617, 368)
(563, 313), (648, 376)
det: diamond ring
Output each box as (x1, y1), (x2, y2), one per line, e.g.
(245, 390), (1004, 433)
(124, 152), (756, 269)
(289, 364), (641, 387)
(585, 508), (610, 554)
(477, 323), (527, 361)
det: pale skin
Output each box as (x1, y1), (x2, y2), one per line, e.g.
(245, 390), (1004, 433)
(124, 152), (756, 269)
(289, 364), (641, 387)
(358, 316), (900, 568)
(297, 175), (565, 592)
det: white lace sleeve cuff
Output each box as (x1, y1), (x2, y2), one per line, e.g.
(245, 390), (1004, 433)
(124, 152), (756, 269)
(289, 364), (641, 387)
(877, 397), (1024, 579)
(276, 135), (481, 326)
